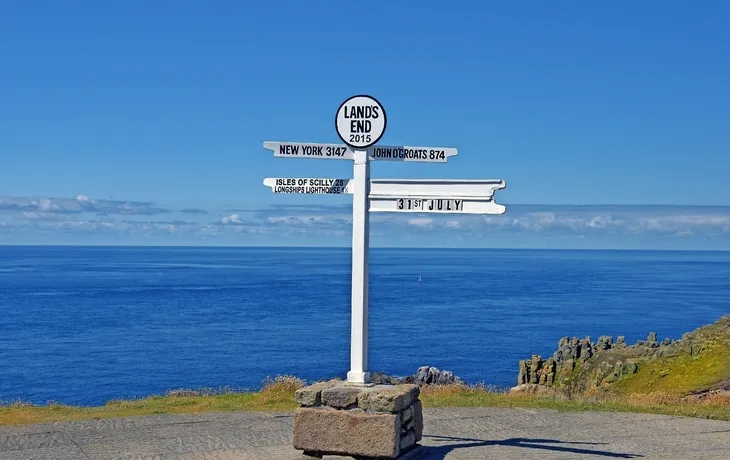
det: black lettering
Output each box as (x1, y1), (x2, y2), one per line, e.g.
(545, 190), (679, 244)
(372, 106), (379, 119)
(437, 200), (444, 211)
(455, 200), (462, 211)
(363, 120), (371, 133)
(397, 199), (404, 210)
(428, 200), (434, 211)
(350, 120), (358, 132)
(446, 201), (452, 211)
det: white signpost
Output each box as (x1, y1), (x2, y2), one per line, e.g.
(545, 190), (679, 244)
(262, 95), (506, 385)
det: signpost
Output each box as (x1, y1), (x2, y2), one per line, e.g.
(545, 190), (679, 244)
(262, 95), (506, 385)
(263, 178), (354, 194)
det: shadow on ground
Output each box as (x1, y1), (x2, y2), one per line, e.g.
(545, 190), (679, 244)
(421, 435), (644, 459)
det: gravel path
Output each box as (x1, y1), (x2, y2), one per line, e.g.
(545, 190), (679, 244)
(1, 408), (728, 459)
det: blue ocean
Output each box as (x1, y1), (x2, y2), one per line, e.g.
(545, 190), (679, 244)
(1, 246), (728, 406)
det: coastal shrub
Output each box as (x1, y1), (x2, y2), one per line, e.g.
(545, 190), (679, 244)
(257, 375), (305, 406)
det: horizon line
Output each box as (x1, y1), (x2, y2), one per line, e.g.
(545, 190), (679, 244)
(1, 243), (729, 253)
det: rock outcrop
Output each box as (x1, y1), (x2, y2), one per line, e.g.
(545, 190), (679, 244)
(371, 366), (465, 387)
(513, 315), (730, 395)
(403, 366), (465, 386)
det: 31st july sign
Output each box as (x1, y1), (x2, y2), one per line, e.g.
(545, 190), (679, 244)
(396, 198), (464, 212)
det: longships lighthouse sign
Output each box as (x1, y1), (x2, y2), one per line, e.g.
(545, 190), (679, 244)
(262, 95), (506, 384)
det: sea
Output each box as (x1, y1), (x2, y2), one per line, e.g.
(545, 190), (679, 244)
(1, 246), (729, 406)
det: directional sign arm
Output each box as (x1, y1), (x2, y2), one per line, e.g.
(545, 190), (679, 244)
(263, 141), (354, 160)
(368, 179), (507, 215)
(261, 141), (459, 163)
(262, 177), (507, 213)
(263, 178), (354, 194)
(368, 146), (458, 163)
(369, 197), (506, 214)
(369, 179), (505, 198)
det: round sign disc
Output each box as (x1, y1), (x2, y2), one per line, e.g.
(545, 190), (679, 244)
(335, 95), (387, 149)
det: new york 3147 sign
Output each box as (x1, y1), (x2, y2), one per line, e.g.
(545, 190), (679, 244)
(335, 95), (387, 149)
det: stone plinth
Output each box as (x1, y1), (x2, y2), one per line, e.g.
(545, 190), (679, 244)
(293, 380), (424, 459)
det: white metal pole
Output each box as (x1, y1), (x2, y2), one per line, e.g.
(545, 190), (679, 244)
(347, 149), (370, 384)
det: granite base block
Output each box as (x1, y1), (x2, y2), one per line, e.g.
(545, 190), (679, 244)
(292, 381), (423, 459)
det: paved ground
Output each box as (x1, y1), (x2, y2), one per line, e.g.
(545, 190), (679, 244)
(1, 408), (728, 459)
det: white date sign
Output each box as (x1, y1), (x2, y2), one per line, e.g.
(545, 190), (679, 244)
(397, 198), (464, 212)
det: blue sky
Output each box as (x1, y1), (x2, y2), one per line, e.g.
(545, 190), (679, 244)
(1, 1), (728, 249)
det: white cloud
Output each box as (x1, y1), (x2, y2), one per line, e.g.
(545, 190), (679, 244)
(75, 194), (94, 204)
(0, 194), (170, 215)
(221, 214), (243, 225)
(3, 198), (730, 248)
(408, 218), (433, 228)
(30, 198), (61, 212)
(265, 214), (350, 226)
(22, 211), (53, 220)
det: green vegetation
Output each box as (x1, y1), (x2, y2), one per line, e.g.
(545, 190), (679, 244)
(419, 384), (730, 421)
(0, 376), (302, 426)
(614, 346), (730, 395)
(2, 376), (729, 426)
(613, 320), (730, 395)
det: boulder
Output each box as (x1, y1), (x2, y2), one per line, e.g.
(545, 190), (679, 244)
(647, 332), (658, 347)
(321, 386), (363, 409)
(403, 366), (465, 386)
(359, 384), (419, 413)
(295, 380), (338, 407)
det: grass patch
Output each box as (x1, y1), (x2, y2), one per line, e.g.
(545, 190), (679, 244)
(2, 378), (729, 426)
(0, 376), (303, 426)
(613, 342), (730, 395)
(419, 384), (730, 421)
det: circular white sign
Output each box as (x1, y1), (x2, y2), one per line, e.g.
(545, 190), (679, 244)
(335, 95), (387, 149)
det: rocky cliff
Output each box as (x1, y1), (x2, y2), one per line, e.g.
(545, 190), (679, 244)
(370, 366), (465, 387)
(513, 315), (730, 396)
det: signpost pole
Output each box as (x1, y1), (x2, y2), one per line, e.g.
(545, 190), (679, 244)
(347, 149), (371, 384)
